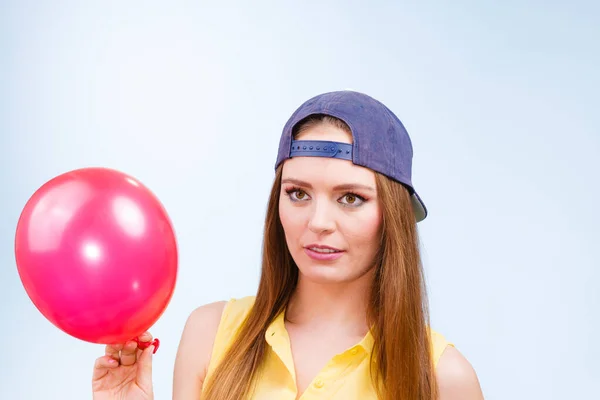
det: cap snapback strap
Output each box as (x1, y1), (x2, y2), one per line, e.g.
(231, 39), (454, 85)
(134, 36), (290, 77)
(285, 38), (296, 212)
(289, 140), (353, 161)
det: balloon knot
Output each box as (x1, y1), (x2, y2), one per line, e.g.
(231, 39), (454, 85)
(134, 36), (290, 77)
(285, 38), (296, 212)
(133, 337), (160, 354)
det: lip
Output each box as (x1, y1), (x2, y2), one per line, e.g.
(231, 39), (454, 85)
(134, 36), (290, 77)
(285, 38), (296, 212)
(305, 243), (342, 251)
(303, 244), (345, 261)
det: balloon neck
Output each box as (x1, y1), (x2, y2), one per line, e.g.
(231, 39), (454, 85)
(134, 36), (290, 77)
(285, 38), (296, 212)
(133, 337), (160, 354)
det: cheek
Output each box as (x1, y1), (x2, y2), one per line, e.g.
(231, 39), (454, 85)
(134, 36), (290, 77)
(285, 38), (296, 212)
(278, 200), (305, 238)
(342, 208), (382, 250)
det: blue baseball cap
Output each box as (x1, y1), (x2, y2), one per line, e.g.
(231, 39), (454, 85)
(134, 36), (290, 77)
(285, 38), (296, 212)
(274, 90), (428, 222)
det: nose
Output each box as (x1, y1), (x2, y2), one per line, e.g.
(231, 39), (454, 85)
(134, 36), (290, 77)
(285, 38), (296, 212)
(307, 199), (336, 234)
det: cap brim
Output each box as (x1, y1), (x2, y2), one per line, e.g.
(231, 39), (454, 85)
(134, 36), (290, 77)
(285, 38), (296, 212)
(411, 192), (428, 222)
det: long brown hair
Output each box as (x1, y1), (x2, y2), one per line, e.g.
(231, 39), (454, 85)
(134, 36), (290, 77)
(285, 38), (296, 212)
(201, 115), (438, 400)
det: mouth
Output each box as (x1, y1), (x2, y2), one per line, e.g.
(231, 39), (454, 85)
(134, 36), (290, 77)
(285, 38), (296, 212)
(303, 244), (345, 261)
(304, 244), (343, 253)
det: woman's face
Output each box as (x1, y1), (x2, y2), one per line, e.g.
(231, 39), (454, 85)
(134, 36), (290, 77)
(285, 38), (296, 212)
(279, 123), (383, 284)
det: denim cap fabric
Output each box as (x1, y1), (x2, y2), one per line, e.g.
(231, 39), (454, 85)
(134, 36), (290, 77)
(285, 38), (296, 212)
(274, 90), (428, 222)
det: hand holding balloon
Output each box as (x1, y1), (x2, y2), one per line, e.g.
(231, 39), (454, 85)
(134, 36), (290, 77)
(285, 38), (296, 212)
(14, 167), (178, 347)
(92, 331), (156, 400)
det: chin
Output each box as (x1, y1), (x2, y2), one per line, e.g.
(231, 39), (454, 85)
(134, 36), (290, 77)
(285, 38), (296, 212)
(299, 271), (351, 285)
(296, 262), (366, 285)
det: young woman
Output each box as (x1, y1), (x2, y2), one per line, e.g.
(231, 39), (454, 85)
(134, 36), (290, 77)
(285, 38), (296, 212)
(92, 91), (484, 400)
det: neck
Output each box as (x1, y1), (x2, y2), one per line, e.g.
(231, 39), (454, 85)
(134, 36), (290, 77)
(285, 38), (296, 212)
(285, 268), (374, 336)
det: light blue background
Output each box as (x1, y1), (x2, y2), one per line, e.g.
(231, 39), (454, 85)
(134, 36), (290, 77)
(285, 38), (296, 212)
(1, 1), (598, 399)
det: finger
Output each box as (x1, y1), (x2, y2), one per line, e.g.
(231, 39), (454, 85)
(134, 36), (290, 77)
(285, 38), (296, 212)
(136, 345), (154, 390)
(119, 340), (139, 366)
(137, 332), (153, 343)
(105, 344), (123, 361)
(135, 333), (154, 358)
(93, 356), (118, 380)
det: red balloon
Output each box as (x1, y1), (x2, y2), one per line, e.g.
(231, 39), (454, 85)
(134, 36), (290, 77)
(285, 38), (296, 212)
(14, 167), (178, 345)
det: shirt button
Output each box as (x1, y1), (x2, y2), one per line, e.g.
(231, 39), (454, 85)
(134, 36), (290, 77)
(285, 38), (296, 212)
(351, 348), (358, 355)
(314, 379), (325, 389)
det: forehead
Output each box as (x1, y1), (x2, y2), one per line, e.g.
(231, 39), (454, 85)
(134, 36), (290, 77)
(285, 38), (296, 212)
(281, 157), (376, 187)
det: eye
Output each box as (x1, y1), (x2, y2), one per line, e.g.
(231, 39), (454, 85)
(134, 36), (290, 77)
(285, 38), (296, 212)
(339, 193), (365, 206)
(294, 190), (308, 200)
(285, 187), (310, 202)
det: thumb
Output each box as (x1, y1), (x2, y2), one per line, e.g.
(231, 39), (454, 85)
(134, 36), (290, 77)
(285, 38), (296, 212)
(136, 345), (154, 391)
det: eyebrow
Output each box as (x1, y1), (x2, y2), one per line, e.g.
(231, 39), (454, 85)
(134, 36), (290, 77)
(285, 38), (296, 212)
(281, 178), (376, 192)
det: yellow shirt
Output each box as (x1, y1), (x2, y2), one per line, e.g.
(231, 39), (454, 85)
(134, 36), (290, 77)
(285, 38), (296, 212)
(204, 296), (453, 399)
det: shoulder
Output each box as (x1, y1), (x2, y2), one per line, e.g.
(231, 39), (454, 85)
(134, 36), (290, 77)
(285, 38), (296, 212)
(436, 345), (484, 400)
(184, 300), (230, 341)
(174, 296), (257, 377)
(429, 329), (453, 367)
(173, 300), (229, 384)
(171, 296), (257, 398)
(180, 295), (256, 347)
(216, 295), (257, 326)
(172, 300), (228, 398)
(186, 299), (230, 328)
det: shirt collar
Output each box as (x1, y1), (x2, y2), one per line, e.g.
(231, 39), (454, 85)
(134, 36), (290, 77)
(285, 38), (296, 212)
(265, 309), (375, 354)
